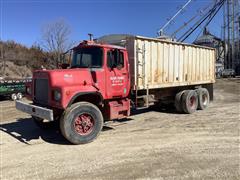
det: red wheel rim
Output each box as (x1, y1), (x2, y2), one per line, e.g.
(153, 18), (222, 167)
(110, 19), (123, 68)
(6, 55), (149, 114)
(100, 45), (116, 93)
(189, 96), (196, 109)
(74, 113), (94, 136)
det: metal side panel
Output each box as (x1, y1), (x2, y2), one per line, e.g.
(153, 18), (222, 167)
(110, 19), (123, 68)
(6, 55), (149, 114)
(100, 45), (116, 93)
(128, 36), (216, 90)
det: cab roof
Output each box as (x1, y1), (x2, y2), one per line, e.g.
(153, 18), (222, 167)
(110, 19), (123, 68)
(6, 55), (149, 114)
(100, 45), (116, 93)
(73, 40), (126, 51)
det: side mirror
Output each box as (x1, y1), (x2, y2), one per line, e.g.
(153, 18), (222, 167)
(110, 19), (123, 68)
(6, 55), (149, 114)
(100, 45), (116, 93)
(60, 63), (70, 69)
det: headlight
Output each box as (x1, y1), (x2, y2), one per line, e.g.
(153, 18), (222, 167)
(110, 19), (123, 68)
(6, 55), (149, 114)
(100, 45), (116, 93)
(26, 87), (31, 95)
(53, 90), (61, 101)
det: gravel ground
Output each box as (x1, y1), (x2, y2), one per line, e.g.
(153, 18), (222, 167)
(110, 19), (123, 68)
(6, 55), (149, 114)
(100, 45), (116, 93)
(0, 78), (239, 180)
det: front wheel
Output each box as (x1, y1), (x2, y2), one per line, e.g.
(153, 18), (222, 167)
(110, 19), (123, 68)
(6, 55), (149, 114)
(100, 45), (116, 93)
(60, 102), (103, 145)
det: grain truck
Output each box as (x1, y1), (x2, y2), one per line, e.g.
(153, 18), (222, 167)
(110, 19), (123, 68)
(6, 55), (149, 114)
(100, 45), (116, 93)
(16, 35), (215, 144)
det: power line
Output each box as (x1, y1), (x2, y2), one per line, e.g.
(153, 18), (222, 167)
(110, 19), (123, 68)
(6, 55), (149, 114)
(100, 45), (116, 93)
(178, 0), (225, 42)
(157, 0), (194, 36)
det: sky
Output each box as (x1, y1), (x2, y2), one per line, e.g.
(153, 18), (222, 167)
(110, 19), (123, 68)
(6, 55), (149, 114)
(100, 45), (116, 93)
(0, 0), (224, 47)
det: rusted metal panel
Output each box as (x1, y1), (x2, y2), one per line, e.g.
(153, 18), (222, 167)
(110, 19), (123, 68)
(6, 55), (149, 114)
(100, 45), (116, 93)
(128, 36), (216, 90)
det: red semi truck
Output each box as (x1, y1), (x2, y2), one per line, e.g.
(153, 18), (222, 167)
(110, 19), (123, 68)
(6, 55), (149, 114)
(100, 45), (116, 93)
(16, 35), (215, 144)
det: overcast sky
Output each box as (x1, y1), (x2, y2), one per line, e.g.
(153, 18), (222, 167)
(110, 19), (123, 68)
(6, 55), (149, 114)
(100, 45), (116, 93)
(0, 0), (223, 47)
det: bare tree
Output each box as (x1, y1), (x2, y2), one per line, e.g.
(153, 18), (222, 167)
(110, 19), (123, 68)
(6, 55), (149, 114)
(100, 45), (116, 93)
(41, 19), (73, 67)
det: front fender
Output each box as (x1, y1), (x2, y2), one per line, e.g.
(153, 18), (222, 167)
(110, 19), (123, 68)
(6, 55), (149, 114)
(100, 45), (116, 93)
(67, 91), (104, 108)
(50, 85), (99, 109)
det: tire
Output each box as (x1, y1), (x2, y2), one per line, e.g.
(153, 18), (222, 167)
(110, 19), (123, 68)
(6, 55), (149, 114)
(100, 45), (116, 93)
(32, 116), (57, 129)
(174, 90), (186, 113)
(60, 102), (103, 145)
(11, 93), (17, 101)
(196, 88), (210, 110)
(181, 90), (198, 114)
(17, 93), (23, 100)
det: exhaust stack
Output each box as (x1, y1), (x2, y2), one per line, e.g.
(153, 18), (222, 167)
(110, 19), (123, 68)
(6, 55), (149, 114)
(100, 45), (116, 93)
(88, 33), (93, 41)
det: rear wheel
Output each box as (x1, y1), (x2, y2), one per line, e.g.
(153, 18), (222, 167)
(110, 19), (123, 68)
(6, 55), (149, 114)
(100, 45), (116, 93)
(60, 102), (103, 145)
(175, 90), (186, 113)
(181, 90), (198, 114)
(196, 88), (210, 110)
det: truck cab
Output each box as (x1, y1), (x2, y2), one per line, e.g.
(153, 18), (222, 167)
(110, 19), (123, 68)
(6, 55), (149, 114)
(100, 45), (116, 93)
(17, 40), (131, 144)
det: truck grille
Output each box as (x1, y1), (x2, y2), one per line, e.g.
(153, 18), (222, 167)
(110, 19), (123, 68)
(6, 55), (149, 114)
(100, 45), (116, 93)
(34, 79), (49, 105)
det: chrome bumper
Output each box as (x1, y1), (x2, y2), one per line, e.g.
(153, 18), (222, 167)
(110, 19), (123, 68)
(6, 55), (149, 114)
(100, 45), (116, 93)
(16, 100), (54, 121)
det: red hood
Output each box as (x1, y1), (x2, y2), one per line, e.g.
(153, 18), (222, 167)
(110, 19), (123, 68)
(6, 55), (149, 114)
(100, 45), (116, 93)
(33, 69), (93, 87)
(33, 68), (98, 108)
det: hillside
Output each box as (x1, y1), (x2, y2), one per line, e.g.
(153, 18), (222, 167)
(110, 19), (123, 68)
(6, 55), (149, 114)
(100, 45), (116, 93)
(0, 40), (54, 79)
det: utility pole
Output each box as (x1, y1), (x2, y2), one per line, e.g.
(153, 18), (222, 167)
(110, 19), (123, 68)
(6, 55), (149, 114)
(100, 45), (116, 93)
(231, 0), (235, 70)
(223, 0), (240, 71)
(235, 2), (240, 67)
(227, 0), (231, 69)
(223, 1), (227, 67)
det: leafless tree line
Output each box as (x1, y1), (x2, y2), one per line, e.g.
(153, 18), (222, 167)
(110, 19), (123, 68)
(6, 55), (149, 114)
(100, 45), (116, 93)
(0, 19), (74, 77)
(41, 19), (74, 67)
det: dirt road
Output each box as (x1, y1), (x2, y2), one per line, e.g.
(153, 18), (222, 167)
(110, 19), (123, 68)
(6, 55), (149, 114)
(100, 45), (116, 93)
(1, 79), (239, 180)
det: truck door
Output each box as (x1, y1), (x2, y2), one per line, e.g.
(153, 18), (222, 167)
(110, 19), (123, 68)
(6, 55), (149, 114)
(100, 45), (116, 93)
(105, 49), (129, 99)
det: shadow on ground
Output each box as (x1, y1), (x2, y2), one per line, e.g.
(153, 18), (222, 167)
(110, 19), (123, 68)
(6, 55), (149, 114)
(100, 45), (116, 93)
(0, 104), (180, 145)
(0, 118), (72, 145)
(0, 96), (11, 101)
(131, 104), (180, 115)
(0, 118), (128, 145)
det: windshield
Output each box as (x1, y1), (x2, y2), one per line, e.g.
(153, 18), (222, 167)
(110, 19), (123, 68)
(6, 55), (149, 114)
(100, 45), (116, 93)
(71, 47), (103, 68)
